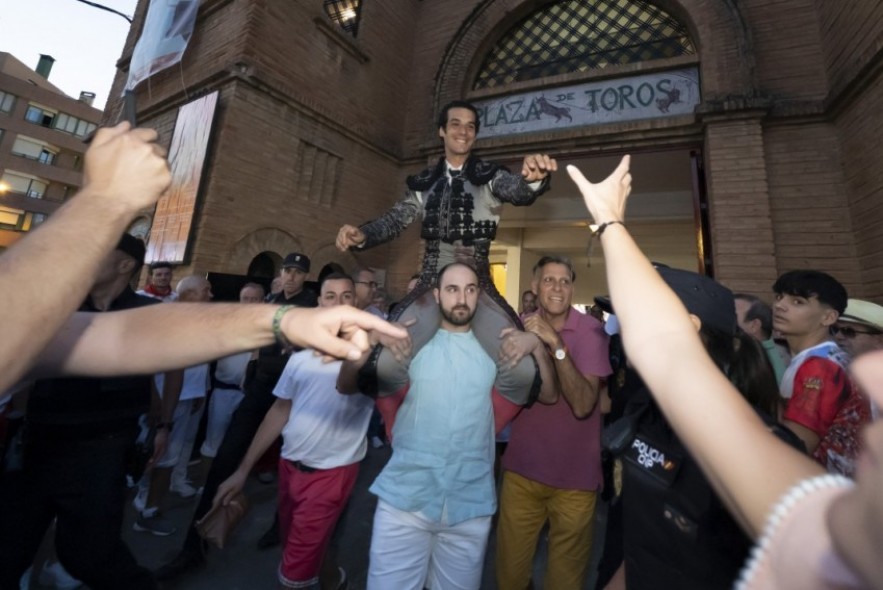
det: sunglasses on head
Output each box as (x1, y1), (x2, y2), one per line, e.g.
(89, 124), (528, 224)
(830, 325), (883, 339)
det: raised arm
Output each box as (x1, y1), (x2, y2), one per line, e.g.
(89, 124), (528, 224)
(32, 305), (408, 379)
(567, 157), (822, 536)
(0, 122), (170, 392)
(336, 190), (423, 251)
(489, 153), (557, 206)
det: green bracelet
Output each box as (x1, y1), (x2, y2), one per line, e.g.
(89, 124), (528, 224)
(273, 305), (295, 348)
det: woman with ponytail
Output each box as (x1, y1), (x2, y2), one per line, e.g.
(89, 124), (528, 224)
(601, 265), (801, 590)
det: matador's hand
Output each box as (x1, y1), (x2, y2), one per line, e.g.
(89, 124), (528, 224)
(521, 154), (558, 182)
(336, 224), (366, 251)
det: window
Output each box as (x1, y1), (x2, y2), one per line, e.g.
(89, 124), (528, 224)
(52, 112), (96, 137)
(25, 104), (57, 127)
(0, 171), (48, 199)
(0, 91), (15, 114)
(38, 149), (56, 165)
(0, 206), (26, 230)
(473, 0), (696, 90)
(11, 136), (58, 165)
(324, 0), (362, 36)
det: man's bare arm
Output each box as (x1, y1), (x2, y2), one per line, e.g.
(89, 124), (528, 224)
(214, 398), (292, 507)
(523, 314), (599, 418)
(0, 122), (170, 392)
(31, 305), (409, 379)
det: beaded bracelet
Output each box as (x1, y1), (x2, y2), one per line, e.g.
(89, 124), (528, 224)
(735, 473), (853, 589)
(273, 305), (295, 349)
(592, 220), (625, 237)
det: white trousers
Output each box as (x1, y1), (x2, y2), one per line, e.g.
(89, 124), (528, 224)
(156, 398), (204, 471)
(367, 500), (491, 590)
(199, 387), (244, 458)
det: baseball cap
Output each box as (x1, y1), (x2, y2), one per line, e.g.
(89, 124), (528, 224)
(658, 267), (736, 335)
(597, 268), (736, 335)
(840, 299), (883, 331)
(282, 252), (310, 273)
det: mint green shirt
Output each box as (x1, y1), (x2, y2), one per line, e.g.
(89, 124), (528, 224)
(370, 329), (496, 525)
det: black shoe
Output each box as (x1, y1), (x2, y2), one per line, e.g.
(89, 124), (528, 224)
(256, 519), (280, 549)
(154, 545), (206, 581)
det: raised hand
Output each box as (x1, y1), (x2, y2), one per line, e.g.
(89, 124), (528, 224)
(521, 153), (558, 182)
(336, 224), (366, 251)
(565, 155), (632, 225)
(83, 122), (171, 213)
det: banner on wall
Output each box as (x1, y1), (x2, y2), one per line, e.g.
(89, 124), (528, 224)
(125, 0), (199, 92)
(145, 91), (218, 264)
(473, 67), (700, 138)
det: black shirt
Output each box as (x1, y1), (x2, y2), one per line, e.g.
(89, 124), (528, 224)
(26, 287), (160, 437)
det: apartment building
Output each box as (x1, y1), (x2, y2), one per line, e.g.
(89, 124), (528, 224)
(0, 52), (100, 249)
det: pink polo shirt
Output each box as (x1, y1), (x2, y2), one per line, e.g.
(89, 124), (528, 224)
(503, 308), (611, 491)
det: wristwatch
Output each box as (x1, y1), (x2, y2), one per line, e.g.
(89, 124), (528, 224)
(554, 346), (567, 361)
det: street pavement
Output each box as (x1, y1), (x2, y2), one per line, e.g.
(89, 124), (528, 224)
(32, 444), (604, 589)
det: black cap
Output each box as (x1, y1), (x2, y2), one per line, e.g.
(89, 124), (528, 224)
(596, 267), (736, 334)
(282, 252), (310, 273)
(117, 233), (146, 266)
(594, 295), (613, 314)
(658, 267), (736, 335)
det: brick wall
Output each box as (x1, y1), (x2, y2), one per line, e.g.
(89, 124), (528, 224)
(816, 1), (883, 102)
(834, 73), (883, 299)
(703, 117), (778, 295)
(744, 0), (829, 102)
(764, 122), (861, 294)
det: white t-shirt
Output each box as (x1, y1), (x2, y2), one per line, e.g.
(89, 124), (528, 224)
(213, 351), (251, 390)
(273, 350), (374, 469)
(154, 364), (209, 401)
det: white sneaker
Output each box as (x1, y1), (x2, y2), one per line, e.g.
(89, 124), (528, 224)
(132, 487), (148, 512)
(134, 510), (177, 536)
(170, 479), (199, 499)
(39, 561), (82, 590)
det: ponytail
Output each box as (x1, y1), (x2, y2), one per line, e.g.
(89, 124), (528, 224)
(700, 327), (781, 418)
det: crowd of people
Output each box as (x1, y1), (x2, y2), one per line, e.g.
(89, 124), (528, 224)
(1, 100), (882, 590)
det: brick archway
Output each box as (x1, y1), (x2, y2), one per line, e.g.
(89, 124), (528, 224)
(433, 0), (756, 113)
(226, 227), (304, 275)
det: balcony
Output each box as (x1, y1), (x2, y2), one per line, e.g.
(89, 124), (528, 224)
(4, 155), (82, 187)
(0, 188), (61, 215)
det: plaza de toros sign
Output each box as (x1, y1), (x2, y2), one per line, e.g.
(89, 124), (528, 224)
(474, 67), (700, 138)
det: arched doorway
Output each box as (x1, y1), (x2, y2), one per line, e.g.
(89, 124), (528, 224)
(248, 251), (282, 278)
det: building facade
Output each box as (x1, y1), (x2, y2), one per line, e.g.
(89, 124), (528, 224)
(107, 0), (883, 306)
(0, 53), (100, 249)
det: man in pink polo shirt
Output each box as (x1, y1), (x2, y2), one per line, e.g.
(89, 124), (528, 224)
(496, 255), (611, 590)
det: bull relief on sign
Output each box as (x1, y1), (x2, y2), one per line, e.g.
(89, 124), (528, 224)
(474, 67), (699, 138)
